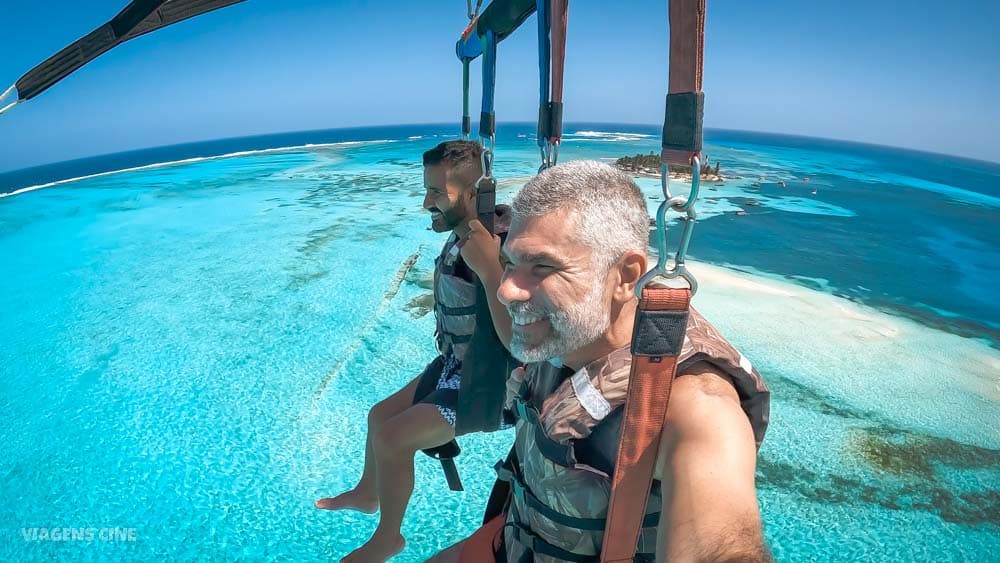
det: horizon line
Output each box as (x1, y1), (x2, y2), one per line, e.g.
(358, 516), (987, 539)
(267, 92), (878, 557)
(2, 121), (998, 177)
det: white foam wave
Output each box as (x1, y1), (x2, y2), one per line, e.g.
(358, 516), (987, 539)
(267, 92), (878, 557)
(0, 139), (397, 199)
(563, 130), (654, 143)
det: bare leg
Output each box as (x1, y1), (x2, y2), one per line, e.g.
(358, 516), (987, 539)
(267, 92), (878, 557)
(315, 374), (423, 513)
(341, 404), (455, 563)
(423, 539), (466, 563)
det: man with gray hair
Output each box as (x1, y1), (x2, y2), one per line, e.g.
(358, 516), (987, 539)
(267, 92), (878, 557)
(429, 160), (771, 562)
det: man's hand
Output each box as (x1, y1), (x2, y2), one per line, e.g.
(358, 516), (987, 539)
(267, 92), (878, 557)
(458, 218), (513, 349)
(504, 366), (526, 412)
(460, 219), (502, 277)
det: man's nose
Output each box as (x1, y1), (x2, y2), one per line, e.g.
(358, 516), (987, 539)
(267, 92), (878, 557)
(498, 268), (532, 306)
(422, 192), (434, 210)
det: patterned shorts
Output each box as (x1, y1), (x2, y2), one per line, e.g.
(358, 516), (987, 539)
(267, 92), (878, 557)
(433, 354), (462, 427)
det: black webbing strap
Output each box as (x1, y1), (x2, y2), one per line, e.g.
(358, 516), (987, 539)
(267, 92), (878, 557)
(476, 178), (497, 235)
(424, 438), (464, 492)
(462, 58), (472, 137)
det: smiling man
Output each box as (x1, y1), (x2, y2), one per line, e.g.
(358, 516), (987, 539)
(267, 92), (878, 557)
(430, 160), (771, 563)
(314, 140), (513, 563)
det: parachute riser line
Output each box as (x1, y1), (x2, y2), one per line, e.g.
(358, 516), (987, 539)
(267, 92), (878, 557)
(474, 133), (497, 234)
(538, 140), (559, 172)
(477, 134), (496, 184)
(636, 156), (701, 297)
(0, 84), (20, 116)
(536, 0), (567, 172)
(467, 0), (484, 21)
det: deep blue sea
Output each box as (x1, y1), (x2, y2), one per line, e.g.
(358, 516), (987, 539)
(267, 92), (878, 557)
(1, 124), (997, 561)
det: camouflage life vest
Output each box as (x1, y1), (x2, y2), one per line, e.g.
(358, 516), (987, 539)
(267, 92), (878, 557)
(433, 231), (478, 362)
(501, 308), (770, 562)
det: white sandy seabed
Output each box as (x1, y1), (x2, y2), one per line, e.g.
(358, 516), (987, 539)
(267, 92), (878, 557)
(685, 261), (999, 449)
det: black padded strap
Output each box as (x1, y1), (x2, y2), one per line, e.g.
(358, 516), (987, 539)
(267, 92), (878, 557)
(632, 308), (690, 357)
(661, 92), (704, 154)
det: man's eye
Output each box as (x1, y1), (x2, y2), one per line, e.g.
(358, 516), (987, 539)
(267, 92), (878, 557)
(532, 265), (554, 275)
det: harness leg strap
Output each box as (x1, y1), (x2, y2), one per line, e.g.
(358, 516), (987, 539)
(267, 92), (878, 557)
(422, 438), (464, 492)
(440, 457), (465, 492)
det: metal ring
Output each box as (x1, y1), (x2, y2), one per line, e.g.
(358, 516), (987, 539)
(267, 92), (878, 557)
(637, 157), (701, 298)
(676, 155), (700, 211)
(660, 162), (673, 201)
(659, 156), (701, 212)
(667, 202), (697, 273)
(476, 134), (496, 189)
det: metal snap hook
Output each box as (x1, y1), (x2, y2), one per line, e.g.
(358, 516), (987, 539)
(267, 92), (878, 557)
(636, 155), (701, 298)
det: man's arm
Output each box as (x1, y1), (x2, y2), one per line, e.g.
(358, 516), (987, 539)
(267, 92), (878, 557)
(653, 362), (770, 563)
(460, 219), (512, 348)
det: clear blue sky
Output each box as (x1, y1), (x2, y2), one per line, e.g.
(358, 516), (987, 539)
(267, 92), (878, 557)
(1, 0), (997, 171)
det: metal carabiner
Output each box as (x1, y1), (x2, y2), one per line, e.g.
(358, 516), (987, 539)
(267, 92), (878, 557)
(537, 140), (560, 172)
(660, 155), (701, 212)
(476, 134), (496, 189)
(636, 156), (701, 297)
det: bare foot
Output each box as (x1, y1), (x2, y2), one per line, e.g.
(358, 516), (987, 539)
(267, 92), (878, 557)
(314, 488), (378, 514)
(340, 529), (405, 563)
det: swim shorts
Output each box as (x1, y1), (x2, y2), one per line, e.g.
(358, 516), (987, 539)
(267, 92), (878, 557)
(413, 354), (461, 427)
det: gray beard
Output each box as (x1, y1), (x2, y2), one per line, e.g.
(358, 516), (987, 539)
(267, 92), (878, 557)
(508, 277), (610, 363)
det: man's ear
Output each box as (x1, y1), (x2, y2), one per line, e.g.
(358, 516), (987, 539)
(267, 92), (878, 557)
(613, 251), (646, 303)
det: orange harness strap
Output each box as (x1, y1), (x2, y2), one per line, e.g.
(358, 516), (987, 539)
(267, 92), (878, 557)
(601, 286), (691, 563)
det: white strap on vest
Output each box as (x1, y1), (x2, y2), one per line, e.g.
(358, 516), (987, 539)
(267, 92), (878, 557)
(571, 367), (613, 421)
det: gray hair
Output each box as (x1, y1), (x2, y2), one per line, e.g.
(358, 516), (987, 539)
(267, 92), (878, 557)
(512, 160), (650, 271)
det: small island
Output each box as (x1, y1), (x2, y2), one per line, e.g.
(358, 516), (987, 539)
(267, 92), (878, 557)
(615, 152), (723, 182)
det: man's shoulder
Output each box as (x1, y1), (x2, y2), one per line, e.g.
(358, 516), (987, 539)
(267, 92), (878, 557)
(654, 362), (757, 481)
(664, 362), (747, 438)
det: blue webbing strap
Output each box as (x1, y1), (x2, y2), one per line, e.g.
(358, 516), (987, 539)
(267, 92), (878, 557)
(536, 0), (551, 147)
(480, 30), (497, 138)
(462, 58), (472, 137)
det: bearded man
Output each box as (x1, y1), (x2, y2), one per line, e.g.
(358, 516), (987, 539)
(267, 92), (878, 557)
(430, 160), (771, 563)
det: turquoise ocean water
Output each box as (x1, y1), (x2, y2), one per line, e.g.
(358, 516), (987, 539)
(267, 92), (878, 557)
(0, 124), (997, 561)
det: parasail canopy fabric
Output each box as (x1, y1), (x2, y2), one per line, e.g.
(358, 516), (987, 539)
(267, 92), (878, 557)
(456, 0), (536, 61)
(7, 0), (536, 112)
(12, 0), (245, 102)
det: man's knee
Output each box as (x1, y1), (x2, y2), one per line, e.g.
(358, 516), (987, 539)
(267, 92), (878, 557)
(368, 397), (398, 430)
(372, 419), (409, 457)
(373, 407), (453, 456)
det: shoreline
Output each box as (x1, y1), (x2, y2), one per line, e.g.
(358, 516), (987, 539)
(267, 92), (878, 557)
(616, 164), (725, 183)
